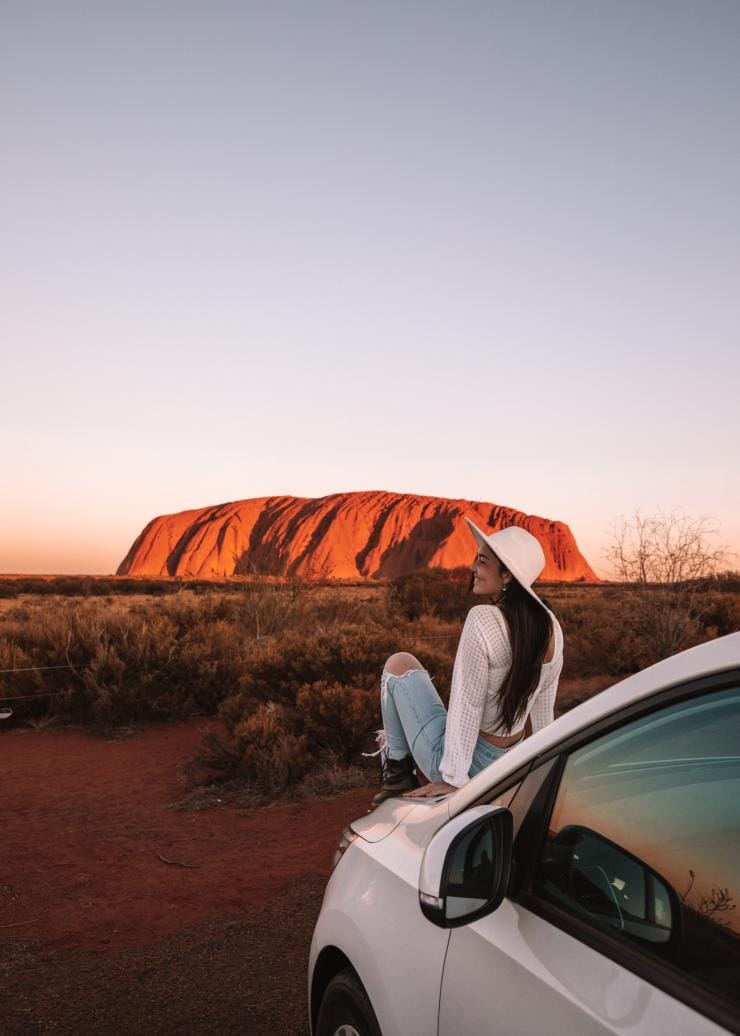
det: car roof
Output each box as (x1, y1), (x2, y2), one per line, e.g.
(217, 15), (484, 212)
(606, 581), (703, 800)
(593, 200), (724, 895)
(450, 631), (740, 817)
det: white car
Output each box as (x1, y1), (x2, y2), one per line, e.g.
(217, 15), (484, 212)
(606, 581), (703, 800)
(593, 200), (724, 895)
(309, 633), (740, 1036)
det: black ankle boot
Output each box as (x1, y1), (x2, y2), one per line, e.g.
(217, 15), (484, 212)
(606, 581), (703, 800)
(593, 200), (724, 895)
(373, 754), (419, 805)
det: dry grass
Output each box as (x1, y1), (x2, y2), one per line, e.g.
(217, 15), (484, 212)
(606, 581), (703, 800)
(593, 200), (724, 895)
(1, 572), (737, 796)
(555, 676), (612, 715)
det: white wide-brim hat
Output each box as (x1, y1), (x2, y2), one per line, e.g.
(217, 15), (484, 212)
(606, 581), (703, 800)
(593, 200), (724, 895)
(465, 518), (548, 610)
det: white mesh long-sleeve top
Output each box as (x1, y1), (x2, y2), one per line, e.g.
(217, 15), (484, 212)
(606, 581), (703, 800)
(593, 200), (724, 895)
(439, 604), (564, 788)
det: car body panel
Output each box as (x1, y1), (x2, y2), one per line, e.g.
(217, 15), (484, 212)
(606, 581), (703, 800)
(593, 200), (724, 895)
(309, 634), (740, 1036)
(310, 834), (449, 1035)
(349, 795), (449, 843)
(439, 900), (728, 1035)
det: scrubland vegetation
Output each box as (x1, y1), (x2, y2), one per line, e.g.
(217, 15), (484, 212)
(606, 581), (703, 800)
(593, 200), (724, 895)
(1, 572), (737, 797)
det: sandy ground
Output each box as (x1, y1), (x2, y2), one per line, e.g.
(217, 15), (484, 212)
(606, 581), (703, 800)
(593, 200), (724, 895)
(0, 721), (374, 1034)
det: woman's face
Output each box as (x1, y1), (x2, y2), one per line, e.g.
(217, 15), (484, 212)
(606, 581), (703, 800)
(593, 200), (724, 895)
(471, 546), (512, 598)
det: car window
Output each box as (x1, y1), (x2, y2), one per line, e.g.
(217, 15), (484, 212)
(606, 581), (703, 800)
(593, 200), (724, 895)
(507, 758), (557, 838)
(534, 684), (740, 1012)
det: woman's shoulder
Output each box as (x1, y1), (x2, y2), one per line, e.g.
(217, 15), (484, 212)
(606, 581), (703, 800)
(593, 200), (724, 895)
(466, 602), (504, 621)
(464, 604), (510, 639)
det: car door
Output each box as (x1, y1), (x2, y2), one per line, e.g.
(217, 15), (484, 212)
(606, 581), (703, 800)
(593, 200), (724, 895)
(438, 674), (740, 1036)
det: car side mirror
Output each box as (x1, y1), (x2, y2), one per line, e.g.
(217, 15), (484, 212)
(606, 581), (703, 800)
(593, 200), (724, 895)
(419, 805), (513, 928)
(545, 825), (682, 947)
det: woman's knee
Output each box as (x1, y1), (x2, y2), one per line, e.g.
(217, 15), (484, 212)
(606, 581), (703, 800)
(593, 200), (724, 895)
(384, 651), (423, 676)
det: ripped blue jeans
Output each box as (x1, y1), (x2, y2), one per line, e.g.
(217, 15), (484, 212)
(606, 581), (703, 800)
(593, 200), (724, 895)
(379, 667), (507, 782)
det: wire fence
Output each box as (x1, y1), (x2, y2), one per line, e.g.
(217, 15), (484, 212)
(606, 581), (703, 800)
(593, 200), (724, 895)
(0, 663), (78, 703)
(0, 630), (461, 705)
(0, 664), (77, 674)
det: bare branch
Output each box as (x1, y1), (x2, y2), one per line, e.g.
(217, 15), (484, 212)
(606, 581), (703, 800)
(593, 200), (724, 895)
(153, 851), (196, 869)
(0, 916), (41, 929)
(605, 509), (727, 584)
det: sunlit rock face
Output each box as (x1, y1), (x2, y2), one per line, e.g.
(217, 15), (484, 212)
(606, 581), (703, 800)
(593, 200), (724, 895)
(117, 491), (599, 581)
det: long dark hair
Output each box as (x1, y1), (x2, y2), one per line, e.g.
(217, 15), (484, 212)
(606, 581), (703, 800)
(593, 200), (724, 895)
(471, 562), (553, 732)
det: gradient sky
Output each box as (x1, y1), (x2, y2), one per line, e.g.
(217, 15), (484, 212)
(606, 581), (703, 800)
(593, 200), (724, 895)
(2, 1), (738, 576)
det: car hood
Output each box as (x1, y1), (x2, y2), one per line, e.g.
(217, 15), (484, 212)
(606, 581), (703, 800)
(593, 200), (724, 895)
(350, 795), (451, 843)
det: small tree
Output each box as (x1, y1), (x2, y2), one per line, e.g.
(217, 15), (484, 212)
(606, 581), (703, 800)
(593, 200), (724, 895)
(606, 510), (726, 584)
(604, 510), (729, 661)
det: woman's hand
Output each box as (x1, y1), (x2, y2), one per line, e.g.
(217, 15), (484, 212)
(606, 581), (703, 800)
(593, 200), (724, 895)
(403, 780), (457, 798)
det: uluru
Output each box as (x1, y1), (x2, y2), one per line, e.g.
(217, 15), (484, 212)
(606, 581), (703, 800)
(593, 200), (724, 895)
(117, 491), (598, 582)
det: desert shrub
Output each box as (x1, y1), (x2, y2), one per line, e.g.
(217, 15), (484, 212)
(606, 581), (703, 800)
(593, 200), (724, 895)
(714, 571), (740, 593)
(39, 602), (187, 724)
(232, 702), (311, 791)
(297, 681), (379, 758)
(388, 568), (472, 621)
(4, 575), (735, 797)
(555, 676), (611, 714)
(205, 622), (459, 792)
(696, 590), (740, 639)
(292, 760), (370, 799)
(223, 625), (401, 711)
(198, 681), (380, 793)
(0, 586), (413, 731)
(194, 726), (372, 801)
(557, 596), (658, 678)
(556, 586), (740, 680)
(0, 574), (326, 599)
(194, 703), (308, 793)
(0, 596), (243, 725)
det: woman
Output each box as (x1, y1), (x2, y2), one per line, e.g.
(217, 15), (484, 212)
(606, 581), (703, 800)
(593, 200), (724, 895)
(373, 519), (563, 804)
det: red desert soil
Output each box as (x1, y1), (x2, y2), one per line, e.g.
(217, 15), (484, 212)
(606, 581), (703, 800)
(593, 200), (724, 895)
(0, 721), (374, 1034)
